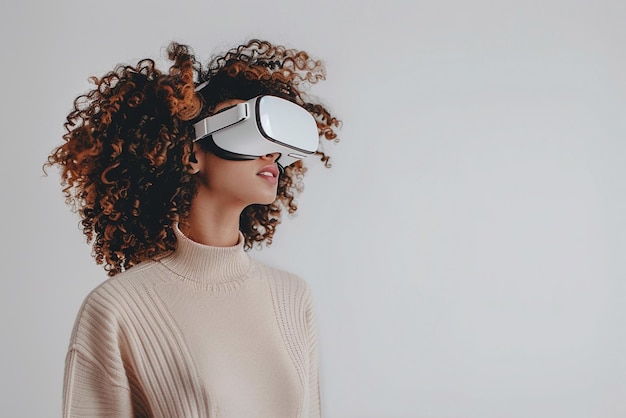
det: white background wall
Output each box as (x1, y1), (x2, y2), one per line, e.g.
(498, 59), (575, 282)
(1, 0), (624, 417)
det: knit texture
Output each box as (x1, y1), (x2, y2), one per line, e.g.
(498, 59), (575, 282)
(63, 227), (321, 418)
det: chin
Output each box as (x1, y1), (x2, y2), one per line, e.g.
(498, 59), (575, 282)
(255, 191), (278, 205)
(258, 196), (278, 205)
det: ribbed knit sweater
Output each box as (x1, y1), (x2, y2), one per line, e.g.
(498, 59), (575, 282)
(63, 226), (321, 418)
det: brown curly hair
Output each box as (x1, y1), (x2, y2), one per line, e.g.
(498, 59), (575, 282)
(46, 40), (340, 276)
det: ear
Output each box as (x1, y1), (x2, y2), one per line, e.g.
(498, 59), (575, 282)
(188, 143), (201, 174)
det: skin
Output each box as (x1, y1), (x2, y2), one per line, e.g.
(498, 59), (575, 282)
(182, 99), (281, 247)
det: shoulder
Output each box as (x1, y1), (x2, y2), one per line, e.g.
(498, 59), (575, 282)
(81, 260), (160, 306)
(69, 260), (162, 340)
(254, 260), (310, 289)
(251, 259), (314, 308)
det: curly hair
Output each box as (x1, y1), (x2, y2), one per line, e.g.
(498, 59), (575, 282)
(46, 40), (340, 276)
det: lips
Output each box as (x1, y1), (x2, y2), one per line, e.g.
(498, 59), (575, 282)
(257, 164), (279, 182)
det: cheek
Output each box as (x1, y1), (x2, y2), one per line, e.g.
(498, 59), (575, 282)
(205, 166), (240, 191)
(201, 155), (277, 204)
(202, 155), (234, 185)
(204, 158), (251, 192)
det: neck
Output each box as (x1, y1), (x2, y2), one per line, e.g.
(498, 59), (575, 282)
(159, 224), (251, 287)
(182, 188), (244, 247)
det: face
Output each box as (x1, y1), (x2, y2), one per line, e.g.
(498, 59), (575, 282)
(191, 99), (281, 209)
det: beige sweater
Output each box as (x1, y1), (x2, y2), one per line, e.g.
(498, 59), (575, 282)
(63, 227), (321, 418)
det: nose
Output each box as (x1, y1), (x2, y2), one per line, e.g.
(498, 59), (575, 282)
(260, 152), (280, 162)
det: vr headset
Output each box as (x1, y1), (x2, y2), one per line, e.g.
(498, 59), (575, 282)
(193, 95), (319, 170)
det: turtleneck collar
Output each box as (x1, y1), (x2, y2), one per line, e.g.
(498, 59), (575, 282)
(158, 224), (252, 285)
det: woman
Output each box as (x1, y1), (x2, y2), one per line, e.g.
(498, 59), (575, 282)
(47, 40), (339, 418)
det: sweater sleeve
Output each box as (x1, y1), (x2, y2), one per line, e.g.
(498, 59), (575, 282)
(63, 349), (134, 417)
(305, 285), (322, 418)
(62, 287), (139, 418)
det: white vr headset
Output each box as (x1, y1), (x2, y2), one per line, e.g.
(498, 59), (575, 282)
(193, 95), (319, 169)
